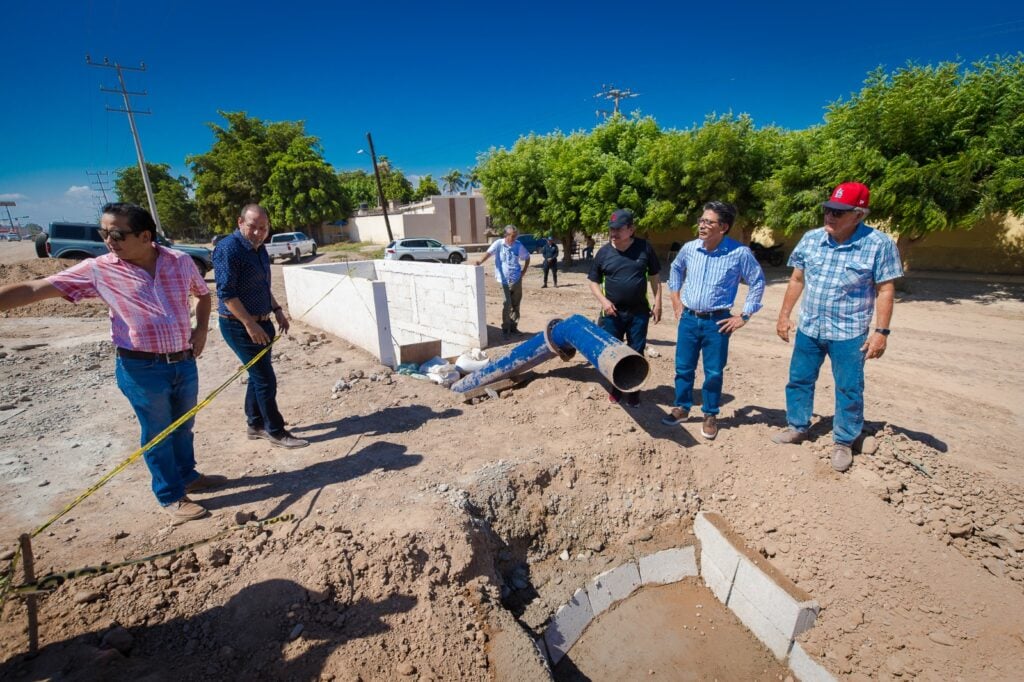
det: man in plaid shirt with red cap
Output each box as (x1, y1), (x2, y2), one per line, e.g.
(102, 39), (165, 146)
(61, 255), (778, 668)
(771, 183), (903, 472)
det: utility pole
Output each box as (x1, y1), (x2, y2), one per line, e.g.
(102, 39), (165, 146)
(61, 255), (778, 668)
(86, 170), (112, 204)
(1, 201), (17, 237)
(594, 84), (640, 119)
(86, 56), (164, 236)
(365, 132), (394, 243)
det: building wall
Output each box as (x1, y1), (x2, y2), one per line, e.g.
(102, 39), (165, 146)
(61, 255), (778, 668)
(344, 195), (489, 246)
(281, 260), (487, 367)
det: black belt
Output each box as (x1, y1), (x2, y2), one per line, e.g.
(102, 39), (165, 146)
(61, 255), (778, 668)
(684, 309), (730, 319)
(117, 348), (193, 363)
(220, 313), (272, 322)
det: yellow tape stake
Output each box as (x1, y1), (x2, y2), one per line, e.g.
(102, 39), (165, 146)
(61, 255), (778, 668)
(0, 335), (281, 609)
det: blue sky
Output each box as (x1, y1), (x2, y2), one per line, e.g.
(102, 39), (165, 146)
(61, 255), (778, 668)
(1, 0), (1021, 228)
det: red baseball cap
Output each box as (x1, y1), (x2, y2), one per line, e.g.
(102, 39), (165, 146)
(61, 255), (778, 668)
(822, 182), (870, 210)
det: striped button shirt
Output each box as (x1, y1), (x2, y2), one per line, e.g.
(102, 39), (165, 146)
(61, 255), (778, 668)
(788, 223), (903, 341)
(47, 245), (209, 352)
(667, 237), (766, 316)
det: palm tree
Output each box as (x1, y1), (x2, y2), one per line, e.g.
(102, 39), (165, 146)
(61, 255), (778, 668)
(442, 170), (464, 195)
(465, 169), (481, 196)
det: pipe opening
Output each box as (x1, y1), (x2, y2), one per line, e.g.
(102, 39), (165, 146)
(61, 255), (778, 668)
(610, 354), (648, 392)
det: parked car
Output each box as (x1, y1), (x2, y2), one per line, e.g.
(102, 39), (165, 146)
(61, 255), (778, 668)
(515, 233), (546, 254)
(384, 238), (467, 264)
(264, 232), (318, 263)
(42, 222), (214, 276)
(2, 233), (22, 241)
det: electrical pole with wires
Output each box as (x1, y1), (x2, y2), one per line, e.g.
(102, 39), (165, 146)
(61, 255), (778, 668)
(86, 56), (164, 236)
(594, 84), (640, 120)
(86, 170), (112, 204)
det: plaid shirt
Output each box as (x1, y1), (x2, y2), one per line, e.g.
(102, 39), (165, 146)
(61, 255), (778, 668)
(789, 223), (903, 341)
(47, 245), (209, 352)
(668, 236), (766, 316)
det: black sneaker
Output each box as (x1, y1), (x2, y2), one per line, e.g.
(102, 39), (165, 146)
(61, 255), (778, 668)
(265, 429), (309, 449)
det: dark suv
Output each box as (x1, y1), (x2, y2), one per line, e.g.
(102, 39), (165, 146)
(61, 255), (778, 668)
(43, 222), (214, 276)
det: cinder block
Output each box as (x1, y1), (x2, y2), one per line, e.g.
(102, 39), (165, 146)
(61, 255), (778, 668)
(732, 556), (819, 639)
(788, 642), (838, 682)
(694, 512), (743, 583)
(699, 549), (736, 605)
(639, 546), (697, 585)
(727, 584), (792, 659)
(586, 561), (641, 615)
(543, 588), (593, 665)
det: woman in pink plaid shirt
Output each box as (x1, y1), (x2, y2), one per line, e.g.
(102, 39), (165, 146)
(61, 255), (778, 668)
(0, 203), (224, 524)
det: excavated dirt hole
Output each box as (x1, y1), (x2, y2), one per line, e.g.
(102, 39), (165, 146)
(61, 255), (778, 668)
(554, 580), (789, 681)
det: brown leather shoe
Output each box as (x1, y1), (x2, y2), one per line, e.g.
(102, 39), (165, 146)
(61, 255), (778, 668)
(165, 496), (208, 524)
(185, 474), (227, 494)
(661, 407), (690, 426)
(701, 414), (719, 440)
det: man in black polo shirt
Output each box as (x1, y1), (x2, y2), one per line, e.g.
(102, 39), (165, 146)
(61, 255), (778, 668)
(588, 208), (662, 407)
(213, 204), (308, 449)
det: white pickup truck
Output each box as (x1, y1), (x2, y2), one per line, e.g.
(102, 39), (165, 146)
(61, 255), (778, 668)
(265, 232), (318, 262)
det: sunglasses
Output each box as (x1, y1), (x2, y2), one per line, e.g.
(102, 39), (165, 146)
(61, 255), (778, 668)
(697, 218), (722, 227)
(98, 228), (137, 242)
(824, 208), (856, 218)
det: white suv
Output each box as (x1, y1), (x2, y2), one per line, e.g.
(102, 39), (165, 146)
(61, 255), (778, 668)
(384, 238), (467, 264)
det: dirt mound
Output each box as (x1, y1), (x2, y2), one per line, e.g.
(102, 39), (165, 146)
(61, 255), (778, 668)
(0, 259), (107, 318)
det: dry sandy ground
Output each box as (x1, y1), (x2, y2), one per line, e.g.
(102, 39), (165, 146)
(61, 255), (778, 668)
(1, 238), (1024, 681)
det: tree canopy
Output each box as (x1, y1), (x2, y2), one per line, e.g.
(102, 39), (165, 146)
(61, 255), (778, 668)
(187, 111), (346, 233)
(414, 174), (441, 201)
(114, 162), (197, 237)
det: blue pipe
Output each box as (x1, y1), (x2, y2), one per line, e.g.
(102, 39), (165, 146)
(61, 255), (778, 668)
(450, 315), (649, 394)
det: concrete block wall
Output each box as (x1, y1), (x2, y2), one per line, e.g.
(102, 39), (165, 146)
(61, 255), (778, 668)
(282, 262), (395, 366)
(694, 511), (830, 676)
(586, 562), (641, 615)
(376, 260), (486, 358)
(282, 260), (487, 367)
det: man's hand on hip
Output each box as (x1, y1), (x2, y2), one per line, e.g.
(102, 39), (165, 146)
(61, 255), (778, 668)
(245, 322), (271, 345)
(862, 332), (888, 359)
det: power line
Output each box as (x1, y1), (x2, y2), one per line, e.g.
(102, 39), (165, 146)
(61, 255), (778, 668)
(594, 84), (640, 120)
(86, 170), (112, 204)
(86, 55), (164, 236)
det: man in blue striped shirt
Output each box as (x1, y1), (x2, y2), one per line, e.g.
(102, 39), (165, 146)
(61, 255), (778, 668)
(662, 201), (765, 439)
(771, 183), (903, 472)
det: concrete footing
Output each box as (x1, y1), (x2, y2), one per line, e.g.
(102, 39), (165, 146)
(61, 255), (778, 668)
(535, 513), (836, 680)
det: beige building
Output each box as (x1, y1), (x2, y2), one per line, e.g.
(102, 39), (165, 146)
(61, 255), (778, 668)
(335, 195), (490, 246)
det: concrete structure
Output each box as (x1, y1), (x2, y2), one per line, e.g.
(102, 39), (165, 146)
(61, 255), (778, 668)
(345, 195), (490, 246)
(694, 512), (820, 660)
(281, 259), (487, 367)
(586, 562), (642, 616)
(543, 588), (593, 666)
(638, 546), (698, 585)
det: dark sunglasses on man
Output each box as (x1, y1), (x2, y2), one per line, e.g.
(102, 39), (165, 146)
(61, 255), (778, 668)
(823, 207), (856, 218)
(98, 227), (136, 241)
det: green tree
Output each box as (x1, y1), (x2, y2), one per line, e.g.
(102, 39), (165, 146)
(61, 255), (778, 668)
(477, 133), (555, 234)
(414, 174), (441, 200)
(264, 141), (349, 229)
(761, 56), (1024, 265)
(646, 113), (782, 243)
(442, 170), (464, 194)
(338, 170), (378, 208)
(187, 111), (345, 233)
(114, 162), (198, 237)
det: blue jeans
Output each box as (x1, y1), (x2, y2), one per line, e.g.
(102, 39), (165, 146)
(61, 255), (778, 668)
(115, 356), (200, 505)
(598, 309), (650, 354)
(219, 317), (285, 435)
(785, 330), (867, 445)
(673, 311), (731, 415)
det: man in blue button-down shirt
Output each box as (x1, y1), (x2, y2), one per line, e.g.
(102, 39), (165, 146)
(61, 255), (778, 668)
(771, 183), (903, 472)
(662, 201), (765, 440)
(214, 204), (308, 449)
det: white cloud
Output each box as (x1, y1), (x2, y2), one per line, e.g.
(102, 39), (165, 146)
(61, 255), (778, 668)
(65, 185), (91, 197)
(0, 193), (28, 201)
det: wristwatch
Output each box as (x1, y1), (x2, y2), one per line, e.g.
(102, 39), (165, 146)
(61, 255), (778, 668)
(741, 314), (751, 322)
(875, 328), (891, 336)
